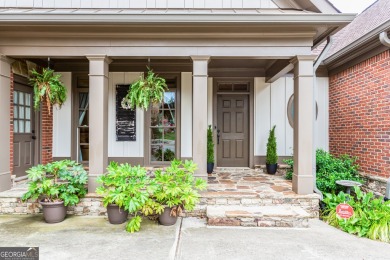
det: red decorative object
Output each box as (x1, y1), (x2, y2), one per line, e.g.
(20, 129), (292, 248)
(336, 203), (354, 219)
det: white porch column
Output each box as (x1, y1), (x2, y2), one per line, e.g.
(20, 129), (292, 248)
(0, 56), (13, 192)
(191, 56), (210, 179)
(86, 55), (112, 193)
(291, 55), (316, 195)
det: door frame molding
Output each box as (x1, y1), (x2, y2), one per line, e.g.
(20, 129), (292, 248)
(213, 77), (254, 168)
(13, 74), (41, 169)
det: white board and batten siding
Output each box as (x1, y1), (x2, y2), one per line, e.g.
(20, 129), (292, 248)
(108, 72), (144, 158)
(53, 72), (72, 157)
(7, 0), (278, 9)
(254, 77), (329, 157)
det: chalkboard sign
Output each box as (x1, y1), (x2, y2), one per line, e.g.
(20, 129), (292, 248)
(116, 84), (136, 141)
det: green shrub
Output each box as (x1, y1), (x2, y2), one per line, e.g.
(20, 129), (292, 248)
(322, 187), (390, 243)
(207, 125), (214, 163)
(96, 162), (163, 233)
(284, 158), (294, 180)
(266, 125), (278, 164)
(283, 149), (362, 194)
(22, 160), (88, 206)
(153, 160), (207, 217)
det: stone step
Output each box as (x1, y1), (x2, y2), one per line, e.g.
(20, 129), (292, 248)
(207, 205), (311, 228)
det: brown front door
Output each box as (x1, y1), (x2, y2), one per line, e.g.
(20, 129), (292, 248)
(217, 95), (249, 167)
(13, 82), (36, 177)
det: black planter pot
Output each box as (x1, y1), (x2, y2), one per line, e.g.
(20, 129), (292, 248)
(207, 162), (214, 174)
(107, 204), (129, 224)
(158, 207), (178, 226)
(40, 201), (67, 223)
(266, 163), (278, 175)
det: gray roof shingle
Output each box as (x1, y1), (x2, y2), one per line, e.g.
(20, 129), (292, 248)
(327, 0), (390, 58)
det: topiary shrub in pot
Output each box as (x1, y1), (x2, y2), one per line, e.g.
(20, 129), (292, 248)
(266, 125), (278, 174)
(153, 160), (207, 226)
(22, 160), (88, 223)
(207, 125), (215, 174)
(96, 162), (163, 233)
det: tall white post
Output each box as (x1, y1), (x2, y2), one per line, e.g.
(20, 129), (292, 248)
(86, 55), (111, 193)
(291, 55), (316, 195)
(191, 56), (210, 179)
(0, 56), (13, 192)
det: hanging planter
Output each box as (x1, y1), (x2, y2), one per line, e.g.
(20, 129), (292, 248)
(121, 67), (168, 111)
(29, 68), (67, 114)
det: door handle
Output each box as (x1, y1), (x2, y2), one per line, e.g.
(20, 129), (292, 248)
(217, 129), (220, 145)
(32, 136), (36, 140)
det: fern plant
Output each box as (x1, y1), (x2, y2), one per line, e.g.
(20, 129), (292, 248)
(121, 67), (168, 111)
(29, 68), (67, 114)
(266, 125), (278, 164)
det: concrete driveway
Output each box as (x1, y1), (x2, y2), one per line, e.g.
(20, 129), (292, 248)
(0, 215), (389, 260)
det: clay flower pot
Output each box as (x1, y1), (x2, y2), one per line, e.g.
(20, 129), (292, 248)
(158, 207), (178, 226)
(40, 201), (67, 223)
(107, 204), (128, 224)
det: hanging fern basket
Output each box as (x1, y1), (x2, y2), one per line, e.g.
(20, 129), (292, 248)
(121, 68), (168, 111)
(29, 68), (67, 114)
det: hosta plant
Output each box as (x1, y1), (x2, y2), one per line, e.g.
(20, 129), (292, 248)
(121, 67), (167, 111)
(153, 160), (207, 217)
(322, 186), (390, 243)
(96, 162), (164, 233)
(22, 160), (88, 206)
(29, 68), (67, 114)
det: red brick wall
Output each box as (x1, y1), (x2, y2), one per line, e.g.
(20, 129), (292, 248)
(329, 50), (390, 178)
(9, 73), (53, 170)
(41, 103), (53, 165)
(9, 72), (14, 174)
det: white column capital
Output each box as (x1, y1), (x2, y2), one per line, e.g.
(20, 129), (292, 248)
(86, 55), (113, 64)
(192, 56), (210, 77)
(290, 55), (317, 65)
(190, 55), (211, 62)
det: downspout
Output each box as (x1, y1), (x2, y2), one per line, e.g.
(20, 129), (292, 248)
(379, 31), (390, 200)
(312, 36), (334, 200)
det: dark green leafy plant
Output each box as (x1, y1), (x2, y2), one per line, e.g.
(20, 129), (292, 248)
(284, 158), (294, 180)
(153, 160), (207, 217)
(322, 187), (390, 243)
(207, 125), (214, 164)
(284, 150), (362, 194)
(121, 67), (168, 111)
(22, 160), (88, 206)
(96, 162), (163, 233)
(29, 68), (67, 114)
(154, 148), (175, 162)
(266, 125), (278, 164)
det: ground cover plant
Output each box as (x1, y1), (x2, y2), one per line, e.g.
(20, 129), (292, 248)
(284, 149), (362, 194)
(322, 186), (390, 243)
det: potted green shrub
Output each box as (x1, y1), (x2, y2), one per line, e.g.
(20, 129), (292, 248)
(266, 125), (278, 174)
(22, 160), (88, 223)
(121, 67), (167, 111)
(96, 162), (163, 233)
(153, 160), (207, 226)
(207, 125), (215, 174)
(29, 68), (67, 114)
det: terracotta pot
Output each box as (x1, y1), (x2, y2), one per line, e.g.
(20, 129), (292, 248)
(107, 204), (128, 224)
(158, 207), (177, 226)
(266, 163), (278, 175)
(40, 201), (67, 223)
